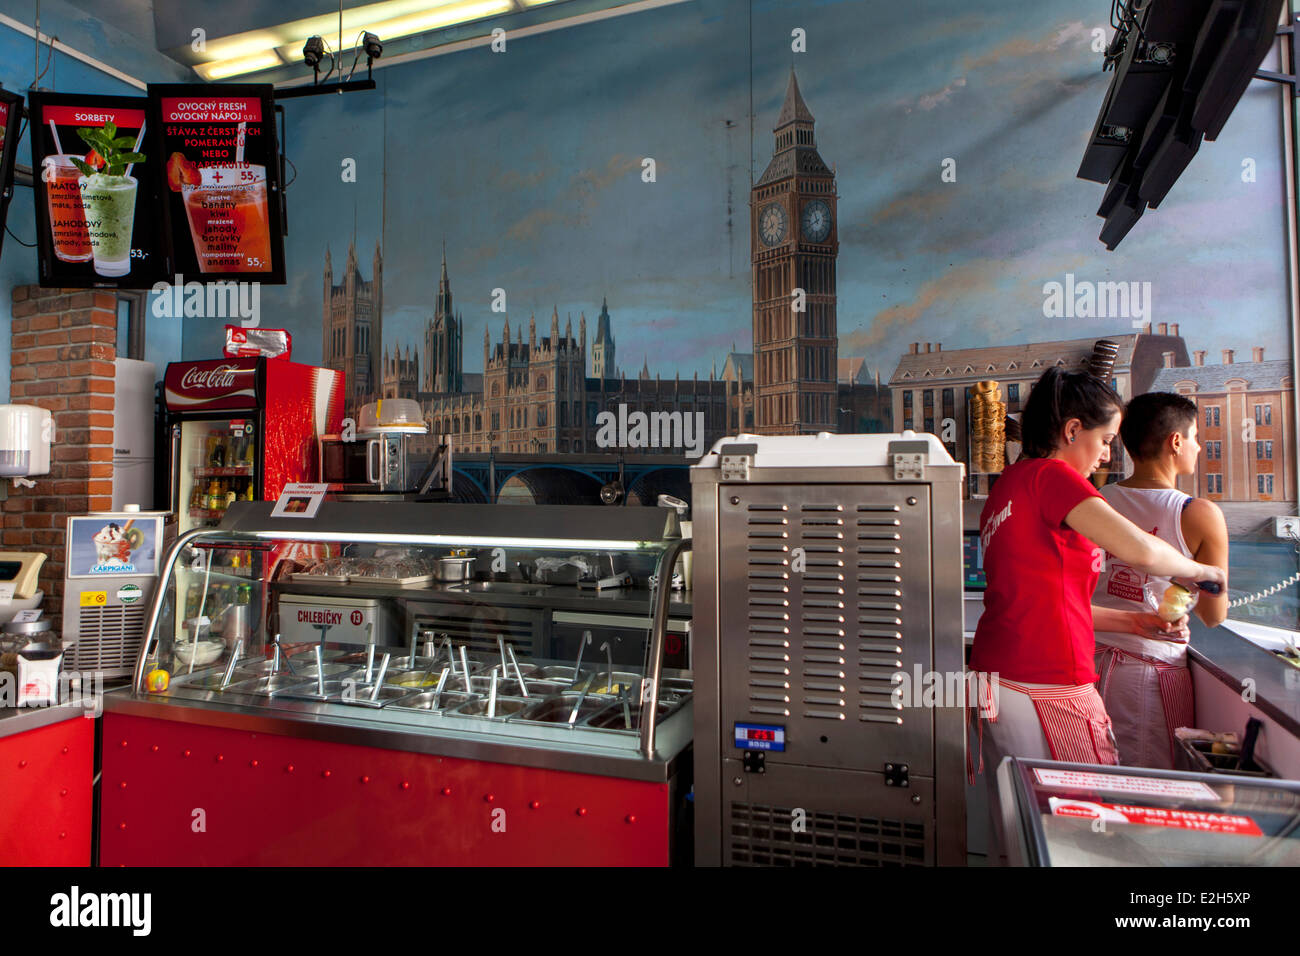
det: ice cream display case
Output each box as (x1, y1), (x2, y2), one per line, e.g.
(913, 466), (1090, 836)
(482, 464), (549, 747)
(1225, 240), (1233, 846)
(99, 500), (693, 866)
(996, 757), (1300, 866)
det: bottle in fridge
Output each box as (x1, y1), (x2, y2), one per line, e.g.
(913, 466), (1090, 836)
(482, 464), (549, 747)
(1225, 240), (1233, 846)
(163, 357), (345, 535)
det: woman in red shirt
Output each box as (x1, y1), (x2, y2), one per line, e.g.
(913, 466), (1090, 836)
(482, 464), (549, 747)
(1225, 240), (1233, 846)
(970, 368), (1225, 768)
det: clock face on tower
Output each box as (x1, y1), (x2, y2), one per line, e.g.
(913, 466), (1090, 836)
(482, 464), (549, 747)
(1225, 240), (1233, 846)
(759, 203), (787, 247)
(801, 199), (832, 242)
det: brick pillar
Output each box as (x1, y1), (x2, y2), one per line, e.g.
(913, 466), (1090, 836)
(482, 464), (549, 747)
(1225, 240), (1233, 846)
(6, 285), (116, 632)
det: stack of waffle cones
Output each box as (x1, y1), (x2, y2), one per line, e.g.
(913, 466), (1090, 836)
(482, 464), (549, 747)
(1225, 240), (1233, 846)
(971, 380), (1006, 473)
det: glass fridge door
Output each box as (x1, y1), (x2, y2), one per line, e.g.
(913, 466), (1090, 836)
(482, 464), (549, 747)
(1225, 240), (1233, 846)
(177, 418), (258, 535)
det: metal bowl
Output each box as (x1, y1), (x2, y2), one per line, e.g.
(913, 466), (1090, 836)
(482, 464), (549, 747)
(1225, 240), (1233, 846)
(387, 655), (440, 670)
(386, 669), (447, 689)
(292, 662), (352, 680)
(232, 658), (280, 676)
(389, 690), (476, 713)
(176, 669), (244, 691)
(585, 672), (642, 695)
(435, 555), (477, 582)
(512, 679), (571, 697)
(336, 685), (416, 708)
(518, 693), (608, 725)
(451, 696), (528, 720)
(226, 675), (313, 696)
(277, 679), (364, 700)
(585, 700), (674, 730)
(533, 666), (593, 684)
(486, 662), (541, 680)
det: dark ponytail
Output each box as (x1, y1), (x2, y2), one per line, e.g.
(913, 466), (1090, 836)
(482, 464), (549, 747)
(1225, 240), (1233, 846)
(1020, 366), (1122, 459)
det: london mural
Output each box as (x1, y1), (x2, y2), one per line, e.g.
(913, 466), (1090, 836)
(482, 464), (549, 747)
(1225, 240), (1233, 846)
(175, 0), (1299, 618)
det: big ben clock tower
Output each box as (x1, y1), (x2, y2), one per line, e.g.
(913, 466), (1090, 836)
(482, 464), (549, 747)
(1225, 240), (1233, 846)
(751, 69), (838, 434)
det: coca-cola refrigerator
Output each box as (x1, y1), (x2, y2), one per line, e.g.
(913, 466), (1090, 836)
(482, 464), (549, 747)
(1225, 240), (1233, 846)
(164, 358), (345, 536)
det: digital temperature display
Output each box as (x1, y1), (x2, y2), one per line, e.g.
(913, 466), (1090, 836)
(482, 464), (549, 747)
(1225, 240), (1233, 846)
(734, 722), (786, 751)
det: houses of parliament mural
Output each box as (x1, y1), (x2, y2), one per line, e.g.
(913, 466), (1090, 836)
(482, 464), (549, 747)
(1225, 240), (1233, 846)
(322, 71), (892, 456)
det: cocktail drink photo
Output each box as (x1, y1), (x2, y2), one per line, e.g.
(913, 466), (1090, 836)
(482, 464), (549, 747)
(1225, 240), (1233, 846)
(40, 154), (93, 263)
(66, 119), (146, 278)
(77, 173), (139, 277)
(181, 164), (272, 273)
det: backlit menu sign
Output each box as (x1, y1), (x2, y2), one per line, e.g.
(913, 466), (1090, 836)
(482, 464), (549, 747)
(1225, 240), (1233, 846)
(0, 88), (23, 262)
(27, 92), (164, 289)
(147, 84), (285, 285)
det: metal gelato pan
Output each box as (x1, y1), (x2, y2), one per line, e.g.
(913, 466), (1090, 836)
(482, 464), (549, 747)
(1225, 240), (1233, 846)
(585, 700), (675, 730)
(517, 692), (608, 725)
(451, 696), (529, 720)
(225, 675), (314, 697)
(389, 690), (476, 713)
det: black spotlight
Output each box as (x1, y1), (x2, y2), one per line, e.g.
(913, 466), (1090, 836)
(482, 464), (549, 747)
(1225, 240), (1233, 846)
(363, 32), (382, 61)
(302, 36), (325, 68)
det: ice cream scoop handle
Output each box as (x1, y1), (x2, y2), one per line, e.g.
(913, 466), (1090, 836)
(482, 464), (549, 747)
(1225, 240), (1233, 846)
(1195, 580), (1222, 594)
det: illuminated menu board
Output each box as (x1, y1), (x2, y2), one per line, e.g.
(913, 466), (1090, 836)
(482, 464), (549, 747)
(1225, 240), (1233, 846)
(0, 88), (23, 262)
(147, 83), (285, 285)
(27, 91), (164, 288)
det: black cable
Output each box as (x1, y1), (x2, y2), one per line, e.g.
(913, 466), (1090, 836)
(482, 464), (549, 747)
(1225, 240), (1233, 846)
(5, 224), (36, 248)
(282, 155), (298, 189)
(30, 32), (55, 88)
(347, 30), (366, 82)
(318, 39), (337, 85)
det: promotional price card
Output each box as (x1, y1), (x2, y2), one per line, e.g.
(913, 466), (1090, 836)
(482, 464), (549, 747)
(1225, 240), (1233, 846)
(27, 92), (164, 288)
(272, 483), (327, 519)
(0, 88), (24, 262)
(147, 83), (285, 284)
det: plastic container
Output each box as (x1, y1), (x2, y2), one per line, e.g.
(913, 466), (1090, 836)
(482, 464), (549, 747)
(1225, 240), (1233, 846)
(358, 399), (425, 435)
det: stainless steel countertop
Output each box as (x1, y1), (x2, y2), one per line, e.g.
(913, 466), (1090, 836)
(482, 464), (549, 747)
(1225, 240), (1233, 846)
(1188, 617), (1300, 737)
(102, 687), (692, 782)
(0, 702), (92, 740)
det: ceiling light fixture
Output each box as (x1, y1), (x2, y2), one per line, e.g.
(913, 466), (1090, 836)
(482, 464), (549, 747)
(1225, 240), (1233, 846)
(195, 51), (283, 81)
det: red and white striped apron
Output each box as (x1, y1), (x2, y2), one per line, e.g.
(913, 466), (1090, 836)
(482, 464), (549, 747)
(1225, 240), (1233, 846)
(1095, 644), (1194, 769)
(969, 672), (1119, 779)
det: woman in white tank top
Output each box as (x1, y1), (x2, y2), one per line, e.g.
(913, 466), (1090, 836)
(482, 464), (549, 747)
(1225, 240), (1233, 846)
(1092, 393), (1230, 769)
(1094, 485), (1196, 767)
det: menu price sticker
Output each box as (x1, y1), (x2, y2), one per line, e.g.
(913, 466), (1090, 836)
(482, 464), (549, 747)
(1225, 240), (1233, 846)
(26, 92), (164, 289)
(1048, 798), (1263, 836)
(272, 483), (327, 519)
(1032, 767), (1219, 802)
(147, 83), (284, 285)
(0, 87), (24, 260)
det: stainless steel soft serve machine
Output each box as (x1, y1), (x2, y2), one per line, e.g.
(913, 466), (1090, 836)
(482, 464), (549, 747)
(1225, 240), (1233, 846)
(691, 432), (967, 865)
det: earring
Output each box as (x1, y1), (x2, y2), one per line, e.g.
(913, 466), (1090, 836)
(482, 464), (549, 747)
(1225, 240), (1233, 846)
(1069, 436), (1075, 443)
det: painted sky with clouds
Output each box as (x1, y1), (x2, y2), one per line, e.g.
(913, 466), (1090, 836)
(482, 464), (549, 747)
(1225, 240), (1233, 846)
(186, 0), (1293, 384)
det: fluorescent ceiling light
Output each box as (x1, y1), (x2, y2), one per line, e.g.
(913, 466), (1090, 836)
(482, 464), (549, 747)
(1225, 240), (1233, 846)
(196, 52), (283, 81)
(364, 0), (515, 39)
(191, 0), (522, 80)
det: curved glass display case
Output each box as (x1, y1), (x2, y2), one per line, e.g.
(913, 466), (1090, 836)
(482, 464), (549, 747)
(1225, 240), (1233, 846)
(127, 500), (692, 768)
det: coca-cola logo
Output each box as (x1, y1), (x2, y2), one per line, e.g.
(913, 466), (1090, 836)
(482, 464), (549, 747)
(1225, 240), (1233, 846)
(180, 365), (243, 390)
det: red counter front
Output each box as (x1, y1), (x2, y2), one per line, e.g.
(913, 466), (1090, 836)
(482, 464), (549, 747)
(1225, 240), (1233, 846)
(0, 713), (94, 866)
(100, 712), (675, 866)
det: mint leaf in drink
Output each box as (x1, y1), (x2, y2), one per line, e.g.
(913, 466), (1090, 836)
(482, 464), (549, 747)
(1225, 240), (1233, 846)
(70, 157), (96, 177)
(75, 125), (145, 175)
